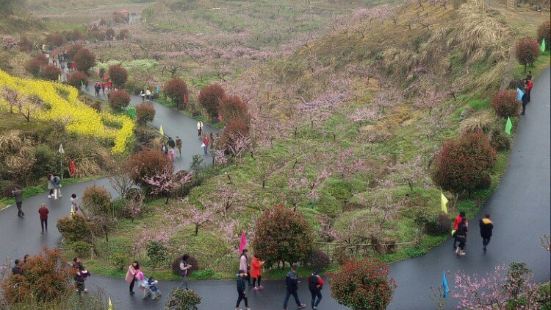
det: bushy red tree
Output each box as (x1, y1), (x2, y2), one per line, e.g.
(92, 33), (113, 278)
(25, 54), (48, 76)
(40, 64), (61, 81)
(136, 102), (156, 125)
(432, 131), (496, 195)
(252, 205), (313, 266)
(67, 71), (88, 88)
(537, 21), (550, 50)
(73, 47), (96, 72)
(1, 248), (72, 304)
(66, 44), (83, 60)
(331, 258), (396, 310)
(492, 90), (519, 118)
(126, 148), (172, 184)
(64, 29), (83, 42)
(515, 37), (540, 71)
(198, 84), (225, 120)
(164, 78), (189, 109)
(109, 89), (131, 111)
(45, 32), (64, 47)
(108, 64), (128, 88)
(220, 95), (249, 123)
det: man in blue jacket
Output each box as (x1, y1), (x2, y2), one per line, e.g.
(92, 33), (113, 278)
(283, 264), (306, 310)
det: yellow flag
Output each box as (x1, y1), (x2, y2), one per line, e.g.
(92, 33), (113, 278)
(441, 192), (448, 214)
(159, 125), (164, 136)
(108, 297), (113, 310)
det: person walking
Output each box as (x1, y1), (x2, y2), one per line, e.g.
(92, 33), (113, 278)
(239, 249), (251, 287)
(125, 261), (140, 295)
(283, 264), (306, 310)
(250, 254), (264, 290)
(145, 89), (152, 100)
(521, 83), (529, 115)
(525, 78), (534, 103)
(75, 265), (91, 295)
(175, 136), (182, 157)
(70, 193), (80, 216)
(38, 203), (49, 234)
(140, 90), (145, 102)
(308, 271), (324, 310)
(168, 136), (176, 149)
(454, 218), (468, 256)
(202, 135), (209, 155)
(197, 121), (203, 137)
(452, 212), (465, 250)
(178, 254), (192, 289)
(47, 174), (54, 198)
(11, 259), (23, 275)
(52, 175), (62, 199)
(235, 270), (250, 310)
(12, 187), (24, 217)
(479, 214), (494, 253)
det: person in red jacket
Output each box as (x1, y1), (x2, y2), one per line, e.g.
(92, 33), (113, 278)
(308, 271), (324, 310)
(250, 254), (264, 290)
(38, 203), (49, 234)
(525, 79), (534, 102)
(453, 212), (466, 250)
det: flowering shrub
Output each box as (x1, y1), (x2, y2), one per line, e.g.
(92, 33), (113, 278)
(165, 288), (201, 310)
(331, 258), (395, 310)
(40, 65), (61, 81)
(164, 78), (189, 109)
(108, 64), (128, 88)
(432, 131), (496, 194)
(0, 69), (134, 153)
(73, 48), (96, 72)
(136, 102), (155, 125)
(25, 54), (48, 76)
(307, 250), (331, 272)
(515, 37), (540, 70)
(492, 90), (519, 118)
(82, 185), (112, 215)
(1, 249), (72, 304)
(108, 89), (131, 111)
(253, 205), (314, 266)
(67, 71), (88, 88)
(125, 148), (172, 183)
(199, 84), (225, 119)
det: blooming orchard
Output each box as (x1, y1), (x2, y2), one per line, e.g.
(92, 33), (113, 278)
(0, 69), (134, 154)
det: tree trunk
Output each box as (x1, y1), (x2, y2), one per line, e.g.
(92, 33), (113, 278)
(195, 224), (199, 236)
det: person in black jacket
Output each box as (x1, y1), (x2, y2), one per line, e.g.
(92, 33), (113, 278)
(11, 259), (23, 275)
(283, 264), (306, 310)
(235, 270), (250, 310)
(479, 214), (494, 253)
(454, 218), (468, 256)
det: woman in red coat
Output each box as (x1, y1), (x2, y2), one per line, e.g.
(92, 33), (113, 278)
(250, 254), (264, 290)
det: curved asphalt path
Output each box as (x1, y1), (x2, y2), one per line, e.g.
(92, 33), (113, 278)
(1, 70), (549, 309)
(389, 68), (551, 309)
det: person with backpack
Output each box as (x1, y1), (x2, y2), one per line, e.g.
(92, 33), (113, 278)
(52, 175), (62, 200)
(11, 187), (24, 218)
(455, 218), (468, 256)
(308, 271), (324, 310)
(38, 204), (49, 234)
(75, 265), (91, 295)
(179, 254), (193, 289)
(521, 82), (529, 115)
(479, 214), (494, 253)
(452, 212), (466, 250)
(235, 270), (250, 310)
(250, 254), (264, 290)
(283, 264), (306, 310)
(168, 136), (176, 149)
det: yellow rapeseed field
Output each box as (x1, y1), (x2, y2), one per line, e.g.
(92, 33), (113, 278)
(0, 69), (134, 154)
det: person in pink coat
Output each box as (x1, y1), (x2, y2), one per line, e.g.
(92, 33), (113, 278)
(125, 261), (140, 295)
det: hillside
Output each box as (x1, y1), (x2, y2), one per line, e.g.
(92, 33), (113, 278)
(82, 0), (551, 279)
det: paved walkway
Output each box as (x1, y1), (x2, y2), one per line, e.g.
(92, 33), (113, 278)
(389, 68), (551, 309)
(0, 69), (549, 309)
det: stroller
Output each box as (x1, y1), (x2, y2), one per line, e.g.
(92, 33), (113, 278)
(141, 276), (161, 300)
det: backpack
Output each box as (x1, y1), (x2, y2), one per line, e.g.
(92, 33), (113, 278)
(308, 275), (319, 291)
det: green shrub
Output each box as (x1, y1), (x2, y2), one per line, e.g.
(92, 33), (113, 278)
(146, 240), (169, 267)
(32, 144), (57, 179)
(110, 252), (127, 271)
(82, 185), (112, 215)
(165, 288), (201, 310)
(425, 213), (451, 236)
(70, 241), (93, 258)
(490, 128), (511, 152)
(57, 215), (93, 243)
(192, 269), (215, 280)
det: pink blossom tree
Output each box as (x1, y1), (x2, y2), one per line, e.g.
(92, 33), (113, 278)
(142, 169), (193, 204)
(189, 207), (214, 236)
